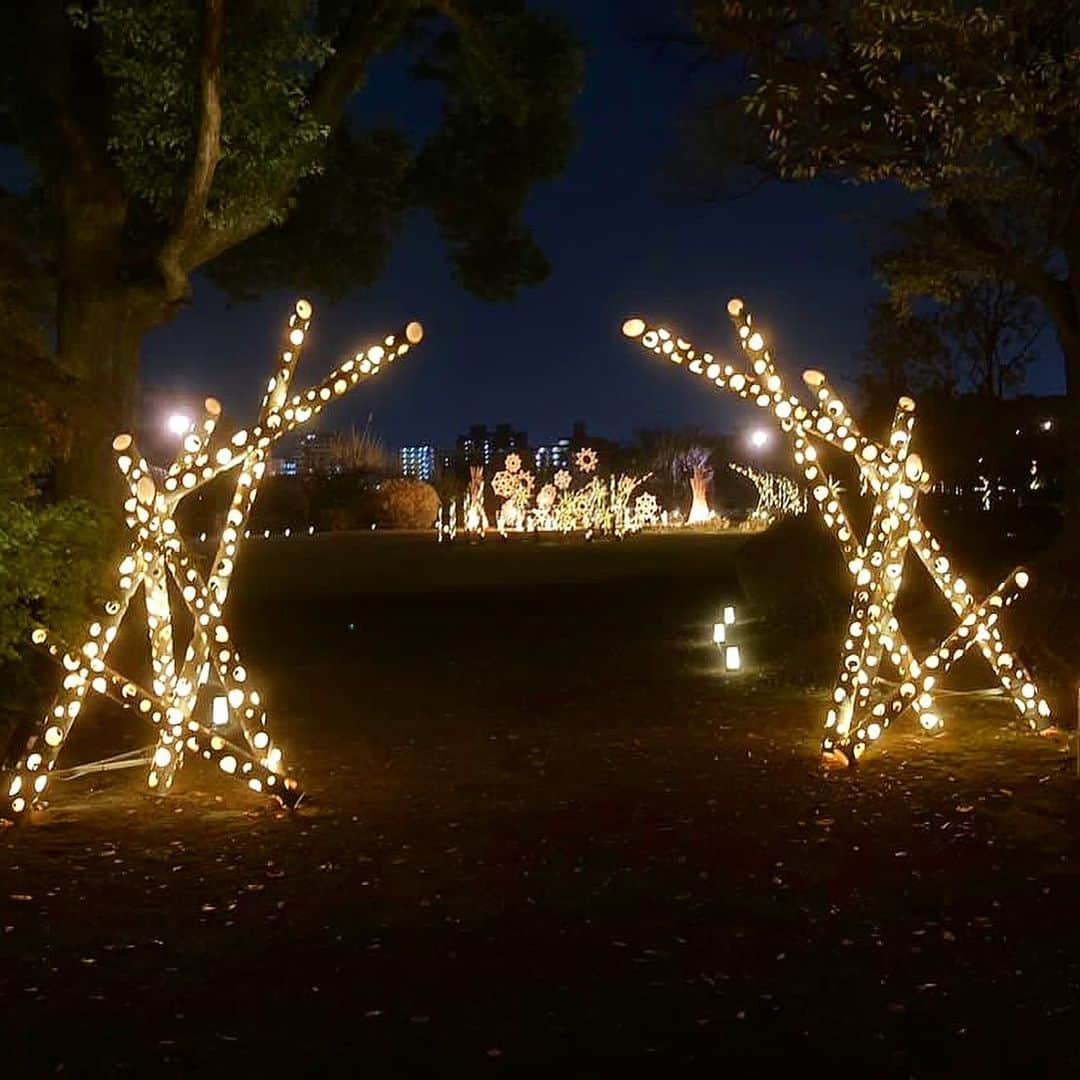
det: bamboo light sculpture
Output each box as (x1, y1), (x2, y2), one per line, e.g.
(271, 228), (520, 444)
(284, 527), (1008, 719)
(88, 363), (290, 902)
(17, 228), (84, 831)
(622, 299), (1051, 765)
(2, 300), (423, 817)
(729, 462), (806, 525)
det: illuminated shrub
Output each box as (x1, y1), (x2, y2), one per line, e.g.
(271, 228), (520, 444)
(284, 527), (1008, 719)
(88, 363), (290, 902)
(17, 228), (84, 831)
(376, 479), (441, 529)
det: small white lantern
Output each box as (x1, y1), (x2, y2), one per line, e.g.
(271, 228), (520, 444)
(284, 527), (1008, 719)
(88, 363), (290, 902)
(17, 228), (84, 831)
(712, 622), (726, 645)
(725, 645), (741, 671)
(211, 695), (229, 727)
(723, 605), (736, 625)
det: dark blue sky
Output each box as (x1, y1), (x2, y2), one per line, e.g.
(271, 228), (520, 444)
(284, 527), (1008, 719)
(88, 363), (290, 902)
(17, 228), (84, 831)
(13, 1), (1069, 449)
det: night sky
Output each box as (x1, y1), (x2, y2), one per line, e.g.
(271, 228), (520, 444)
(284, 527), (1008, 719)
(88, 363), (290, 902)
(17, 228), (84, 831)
(11, 2), (1069, 450)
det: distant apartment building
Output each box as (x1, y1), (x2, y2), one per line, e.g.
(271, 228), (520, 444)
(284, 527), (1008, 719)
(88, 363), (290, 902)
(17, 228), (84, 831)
(534, 438), (571, 471)
(400, 444), (436, 481)
(268, 431), (336, 477)
(456, 423), (529, 469)
(267, 455), (300, 477)
(298, 432), (337, 475)
(533, 421), (617, 472)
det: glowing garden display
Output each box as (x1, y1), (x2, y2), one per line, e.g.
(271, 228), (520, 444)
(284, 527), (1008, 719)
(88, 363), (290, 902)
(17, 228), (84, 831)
(460, 447), (654, 541)
(436, 500), (458, 543)
(682, 447), (714, 525)
(729, 462), (806, 526)
(463, 466), (489, 538)
(493, 452), (536, 534)
(633, 492), (660, 528)
(622, 300), (1051, 765)
(2, 300), (423, 817)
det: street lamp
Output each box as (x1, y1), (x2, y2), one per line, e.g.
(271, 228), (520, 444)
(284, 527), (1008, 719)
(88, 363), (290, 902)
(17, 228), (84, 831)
(166, 412), (193, 437)
(748, 428), (769, 450)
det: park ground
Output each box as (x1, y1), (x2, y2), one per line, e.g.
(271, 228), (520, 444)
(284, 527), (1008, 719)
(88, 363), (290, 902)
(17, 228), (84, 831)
(2, 531), (1079, 1075)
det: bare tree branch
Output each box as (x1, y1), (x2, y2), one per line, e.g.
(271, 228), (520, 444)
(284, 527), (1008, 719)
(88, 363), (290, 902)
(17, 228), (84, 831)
(946, 201), (1078, 339)
(182, 0), (410, 278)
(158, 0), (225, 299)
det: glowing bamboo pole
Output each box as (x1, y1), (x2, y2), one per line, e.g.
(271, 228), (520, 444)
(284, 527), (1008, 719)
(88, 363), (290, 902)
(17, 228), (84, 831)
(863, 568), (1032, 740)
(621, 299), (1051, 764)
(621, 315), (923, 686)
(27, 627), (293, 799)
(795, 366), (1044, 727)
(720, 305), (1042, 742)
(2, 299), (424, 818)
(729, 463), (804, 522)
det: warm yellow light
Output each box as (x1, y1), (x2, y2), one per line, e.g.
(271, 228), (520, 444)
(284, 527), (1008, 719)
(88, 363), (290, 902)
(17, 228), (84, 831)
(212, 695), (229, 726)
(713, 622), (726, 645)
(622, 300), (1051, 765)
(724, 645), (741, 671)
(6, 299), (425, 816)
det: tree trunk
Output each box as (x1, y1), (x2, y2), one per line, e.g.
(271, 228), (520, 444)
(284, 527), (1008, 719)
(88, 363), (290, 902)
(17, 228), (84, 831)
(1054, 319), (1080, 527)
(54, 276), (164, 507)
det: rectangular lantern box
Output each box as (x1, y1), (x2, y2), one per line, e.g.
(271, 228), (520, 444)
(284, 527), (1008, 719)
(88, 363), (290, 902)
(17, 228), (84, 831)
(724, 645), (741, 672)
(723, 606), (736, 625)
(712, 622), (726, 645)
(212, 696), (229, 727)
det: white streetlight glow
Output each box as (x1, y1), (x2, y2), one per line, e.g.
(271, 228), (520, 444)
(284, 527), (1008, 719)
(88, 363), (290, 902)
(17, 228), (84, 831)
(166, 413), (194, 437)
(749, 429), (769, 449)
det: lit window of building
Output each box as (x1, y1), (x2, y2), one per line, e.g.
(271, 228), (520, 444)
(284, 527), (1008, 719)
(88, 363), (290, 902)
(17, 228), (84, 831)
(401, 445), (436, 481)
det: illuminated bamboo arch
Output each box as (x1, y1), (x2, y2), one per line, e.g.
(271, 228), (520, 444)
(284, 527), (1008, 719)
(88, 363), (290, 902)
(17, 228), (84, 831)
(2, 300), (423, 817)
(622, 300), (1051, 765)
(729, 462), (806, 524)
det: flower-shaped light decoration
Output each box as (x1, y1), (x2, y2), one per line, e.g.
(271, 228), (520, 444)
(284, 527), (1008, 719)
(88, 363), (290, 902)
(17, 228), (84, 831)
(575, 447), (599, 473)
(634, 492), (660, 528)
(554, 469), (572, 490)
(621, 299), (1051, 766)
(4, 299), (424, 817)
(492, 456), (535, 533)
(537, 484), (558, 511)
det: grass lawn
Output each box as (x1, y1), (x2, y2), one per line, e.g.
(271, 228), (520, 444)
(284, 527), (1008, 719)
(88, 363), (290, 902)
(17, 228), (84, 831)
(2, 530), (1079, 1074)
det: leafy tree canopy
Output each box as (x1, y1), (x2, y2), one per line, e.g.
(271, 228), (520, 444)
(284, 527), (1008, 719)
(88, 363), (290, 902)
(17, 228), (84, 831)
(1, 0), (582, 311)
(688, 1), (1080, 389)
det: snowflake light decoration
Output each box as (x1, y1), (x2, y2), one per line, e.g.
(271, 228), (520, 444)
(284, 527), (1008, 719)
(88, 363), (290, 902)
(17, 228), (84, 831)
(3, 300), (423, 817)
(492, 454), (535, 533)
(633, 492), (660, 528)
(491, 471), (516, 498)
(575, 447), (598, 473)
(554, 469), (572, 490)
(622, 299), (1051, 765)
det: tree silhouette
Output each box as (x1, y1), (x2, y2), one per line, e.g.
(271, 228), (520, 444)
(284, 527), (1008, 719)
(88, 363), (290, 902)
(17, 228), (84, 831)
(2, 1), (581, 499)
